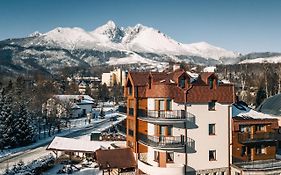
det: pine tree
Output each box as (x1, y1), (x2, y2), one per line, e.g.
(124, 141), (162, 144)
(2, 95), (17, 147)
(255, 86), (267, 108)
(13, 103), (36, 146)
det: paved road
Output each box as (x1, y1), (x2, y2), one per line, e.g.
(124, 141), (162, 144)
(0, 117), (121, 173)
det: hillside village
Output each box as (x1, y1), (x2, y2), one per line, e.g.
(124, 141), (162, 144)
(1, 63), (281, 175)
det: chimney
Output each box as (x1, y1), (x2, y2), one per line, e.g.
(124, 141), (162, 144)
(173, 64), (180, 71)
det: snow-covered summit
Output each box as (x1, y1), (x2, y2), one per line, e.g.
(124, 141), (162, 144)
(27, 20), (239, 60)
(91, 20), (125, 43)
(29, 31), (43, 37)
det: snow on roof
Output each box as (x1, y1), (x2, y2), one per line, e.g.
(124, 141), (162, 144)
(220, 79), (231, 84)
(47, 136), (125, 153)
(232, 103), (278, 120)
(186, 71), (199, 79)
(203, 66), (217, 72)
(71, 104), (81, 109)
(54, 95), (94, 101)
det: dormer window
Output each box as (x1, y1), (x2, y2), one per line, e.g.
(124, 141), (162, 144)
(128, 86), (132, 96)
(209, 78), (214, 89)
(179, 77), (185, 88)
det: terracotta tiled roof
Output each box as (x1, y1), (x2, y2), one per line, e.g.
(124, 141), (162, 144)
(185, 84), (235, 104)
(199, 72), (217, 84)
(96, 148), (136, 170)
(126, 70), (235, 104)
(128, 72), (150, 86)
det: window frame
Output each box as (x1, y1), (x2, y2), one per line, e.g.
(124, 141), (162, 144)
(209, 150), (216, 161)
(166, 151), (174, 163)
(209, 123), (216, 135)
(208, 101), (216, 111)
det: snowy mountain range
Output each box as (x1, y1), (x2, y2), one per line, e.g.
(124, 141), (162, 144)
(0, 20), (279, 75)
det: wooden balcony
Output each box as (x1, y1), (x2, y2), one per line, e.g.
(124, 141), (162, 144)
(238, 132), (281, 144)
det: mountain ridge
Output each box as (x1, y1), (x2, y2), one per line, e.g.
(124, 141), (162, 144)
(0, 20), (278, 75)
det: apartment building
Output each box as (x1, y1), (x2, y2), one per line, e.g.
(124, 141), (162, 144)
(124, 68), (235, 175)
(102, 68), (127, 87)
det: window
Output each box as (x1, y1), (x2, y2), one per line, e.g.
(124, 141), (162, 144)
(235, 172), (240, 175)
(209, 150), (216, 161)
(241, 146), (246, 156)
(154, 151), (159, 162)
(256, 145), (266, 154)
(159, 100), (165, 110)
(128, 86), (132, 95)
(148, 76), (152, 89)
(208, 101), (216, 111)
(179, 77), (185, 88)
(167, 125), (172, 136)
(239, 125), (251, 133)
(209, 124), (216, 135)
(166, 99), (172, 111)
(209, 78), (214, 89)
(166, 152), (174, 163)
(256, 125), (266, 132)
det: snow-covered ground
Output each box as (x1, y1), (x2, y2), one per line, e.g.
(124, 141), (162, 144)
(239, 56), (281, 64)
(0, 108), (126, 174)
(0, 116), (103, 160)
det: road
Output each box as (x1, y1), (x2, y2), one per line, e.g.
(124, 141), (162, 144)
(0, 116), (123, 173)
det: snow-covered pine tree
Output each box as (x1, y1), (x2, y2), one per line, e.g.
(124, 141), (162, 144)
(2, 94), (17, 148)
(13, 103), (36, 146)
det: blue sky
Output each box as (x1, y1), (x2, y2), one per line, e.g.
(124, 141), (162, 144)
(0, 0), (280, 53)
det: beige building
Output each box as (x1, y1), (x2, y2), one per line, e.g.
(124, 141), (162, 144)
(102, 68), (127, 87)
(124, 69), (235, 175)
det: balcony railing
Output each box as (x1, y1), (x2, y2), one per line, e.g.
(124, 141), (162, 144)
(138, 109), (196, 125)
(238, 132), (281, 144)
(138, 132), (193, 150)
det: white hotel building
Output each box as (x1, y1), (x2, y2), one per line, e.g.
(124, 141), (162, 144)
(124, 69), (235, 175)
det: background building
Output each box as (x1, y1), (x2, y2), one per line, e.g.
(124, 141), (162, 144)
(102, 68), (127, 87)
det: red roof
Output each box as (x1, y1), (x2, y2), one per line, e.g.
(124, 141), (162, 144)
(126, 70), (235, 104)
(96, 148), (136, 170)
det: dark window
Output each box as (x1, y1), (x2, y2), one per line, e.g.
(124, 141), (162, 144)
(179, 77), (185, 88)
(167, 125), (172, 136)
(209, 150), (216, 161)
(208, 101), (216, 111)
(148, 76), (152, 89)
(166, 99), (172, 111)
(209, 78), (214, 89)
(166, 152), (174, 163)
(128, 86), (132, 95)
(241, 146), (246, 156)
(209, 124), (215, 135)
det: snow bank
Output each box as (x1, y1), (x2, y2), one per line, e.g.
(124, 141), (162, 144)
(3, 154), (55, 175)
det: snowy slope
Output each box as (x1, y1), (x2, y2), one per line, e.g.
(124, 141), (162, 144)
(184, 42), (240, 60)
(30, 20), (239, 60)
(0, 20), (244, 74)
(239, 56), (281, 64)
